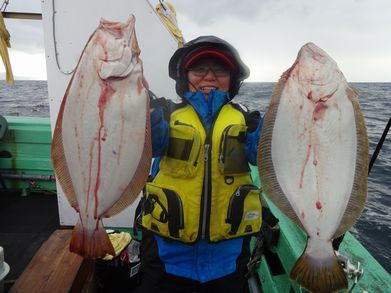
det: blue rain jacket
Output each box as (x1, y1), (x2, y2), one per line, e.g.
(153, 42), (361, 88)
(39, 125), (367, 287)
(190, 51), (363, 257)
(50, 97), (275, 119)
(149, 89), (263, 282)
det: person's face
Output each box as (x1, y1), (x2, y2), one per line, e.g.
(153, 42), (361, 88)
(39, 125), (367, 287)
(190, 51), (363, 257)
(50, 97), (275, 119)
(187, 58), (231, 100)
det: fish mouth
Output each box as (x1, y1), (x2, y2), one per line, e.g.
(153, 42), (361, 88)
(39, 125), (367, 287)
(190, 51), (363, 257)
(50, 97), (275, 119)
(98, 45), (134, 79)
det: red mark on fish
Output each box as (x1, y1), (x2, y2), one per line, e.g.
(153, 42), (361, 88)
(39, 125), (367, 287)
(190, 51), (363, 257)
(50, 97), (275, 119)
(316, 201), (322, 210)
(299, 90), (336, 188)
(92, 81), (115, 218)
(72, 204), (80, 213)
(312, 90), (337, 122)
(299, 143), (312, 188)
(299, 138), (320, 187)
(313, 102), (328, 122)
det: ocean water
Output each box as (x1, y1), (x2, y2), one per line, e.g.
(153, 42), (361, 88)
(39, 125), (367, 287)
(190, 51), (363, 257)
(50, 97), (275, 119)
(0, 81), (50, 117)
(1, 80), (390, 273)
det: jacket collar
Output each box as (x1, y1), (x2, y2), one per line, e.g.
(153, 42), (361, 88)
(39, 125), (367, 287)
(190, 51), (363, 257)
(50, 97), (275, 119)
(183, 90), (230, 129)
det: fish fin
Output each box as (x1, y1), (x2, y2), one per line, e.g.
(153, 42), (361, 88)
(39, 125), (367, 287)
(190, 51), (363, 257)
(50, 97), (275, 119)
(290, 249), (347, 293)
(69, 220), (115, 259)
(334, 88), (368, 238)
(51, 86), (78, 207)
(104, 98), (152, 217)
(258, 75), (303, 228)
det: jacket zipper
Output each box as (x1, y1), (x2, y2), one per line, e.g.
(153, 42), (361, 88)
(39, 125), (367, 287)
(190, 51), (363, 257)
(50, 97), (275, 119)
(201, 143), (210, 239)
(186, 104), (223, 240)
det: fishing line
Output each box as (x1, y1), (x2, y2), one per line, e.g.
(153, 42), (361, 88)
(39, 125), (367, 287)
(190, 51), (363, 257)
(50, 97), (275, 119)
(0, 0), (9, 12)
(51, 0), (75, 75)
(368, 116), (391, 175)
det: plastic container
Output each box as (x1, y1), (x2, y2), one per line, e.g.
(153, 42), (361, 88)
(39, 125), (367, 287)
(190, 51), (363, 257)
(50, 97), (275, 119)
(95, 239), (141, 292)
(0, 246), (10, 293)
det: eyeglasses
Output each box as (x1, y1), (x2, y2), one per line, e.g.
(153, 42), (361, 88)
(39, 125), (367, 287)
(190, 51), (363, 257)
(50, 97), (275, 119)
(188, 64), (230, 77)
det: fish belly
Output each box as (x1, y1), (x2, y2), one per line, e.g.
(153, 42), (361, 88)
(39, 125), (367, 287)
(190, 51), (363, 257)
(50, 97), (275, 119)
(62, 64), (148, 223)
(272, 82), (357, 239)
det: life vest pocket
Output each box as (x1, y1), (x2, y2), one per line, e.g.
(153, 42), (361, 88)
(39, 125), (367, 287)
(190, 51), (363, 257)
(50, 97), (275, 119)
(160, 120), (201, 178)
(219, 124), (251, 176)
(225, 184), (262, 237)
(141, 183), (184, 239)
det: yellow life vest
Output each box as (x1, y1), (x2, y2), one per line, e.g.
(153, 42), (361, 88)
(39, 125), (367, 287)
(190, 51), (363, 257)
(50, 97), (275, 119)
(141, 103), (262, 243)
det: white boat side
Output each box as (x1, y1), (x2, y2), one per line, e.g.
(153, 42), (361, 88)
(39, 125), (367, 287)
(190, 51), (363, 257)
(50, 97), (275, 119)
(41, 0), (179, 227)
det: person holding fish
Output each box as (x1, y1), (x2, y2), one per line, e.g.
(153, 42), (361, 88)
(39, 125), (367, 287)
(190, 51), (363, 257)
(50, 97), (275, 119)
(135, 36), (267, 293)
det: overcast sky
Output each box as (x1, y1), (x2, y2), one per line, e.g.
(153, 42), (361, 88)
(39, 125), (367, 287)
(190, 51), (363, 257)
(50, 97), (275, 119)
(1, 0), (390, 82)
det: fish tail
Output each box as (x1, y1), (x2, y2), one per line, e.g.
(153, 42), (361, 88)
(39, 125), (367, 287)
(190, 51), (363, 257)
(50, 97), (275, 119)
(69, 220), (115, 258)
(290, 250), (347, 293)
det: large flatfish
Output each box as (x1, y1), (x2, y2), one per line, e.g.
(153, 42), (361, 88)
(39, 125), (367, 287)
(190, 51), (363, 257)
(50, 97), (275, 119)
(258, 43), (368, 292)
(51, 15), (151, 258)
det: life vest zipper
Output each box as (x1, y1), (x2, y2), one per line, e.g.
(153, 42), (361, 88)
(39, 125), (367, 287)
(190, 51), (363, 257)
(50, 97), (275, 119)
(227, 184), (258, 217)
(201, 143), (210, 239)
(185, 103), (223, 240)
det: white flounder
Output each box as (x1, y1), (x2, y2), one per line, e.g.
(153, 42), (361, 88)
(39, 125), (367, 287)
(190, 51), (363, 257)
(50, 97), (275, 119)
(51, 15), (151, 258)
(258, 43), (368, 293)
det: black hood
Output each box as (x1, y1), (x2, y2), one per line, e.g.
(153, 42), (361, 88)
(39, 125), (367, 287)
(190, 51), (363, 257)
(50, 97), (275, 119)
(169, 35), (250, 98)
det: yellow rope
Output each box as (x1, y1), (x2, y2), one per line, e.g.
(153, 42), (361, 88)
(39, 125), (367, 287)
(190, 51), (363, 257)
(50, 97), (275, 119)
(156, 1), (184, 48)
(0, 11), (14, 84)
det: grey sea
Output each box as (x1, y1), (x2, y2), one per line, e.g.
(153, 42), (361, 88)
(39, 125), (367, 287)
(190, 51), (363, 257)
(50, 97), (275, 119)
(1, 80), (390, 274)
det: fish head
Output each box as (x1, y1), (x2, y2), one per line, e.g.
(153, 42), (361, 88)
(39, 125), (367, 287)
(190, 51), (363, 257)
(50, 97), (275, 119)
(293, 42), (345, 102)
(97, 15), (140, 80)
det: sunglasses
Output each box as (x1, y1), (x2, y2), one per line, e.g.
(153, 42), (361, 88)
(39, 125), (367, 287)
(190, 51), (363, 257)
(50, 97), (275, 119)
(188, 64), (230, 77)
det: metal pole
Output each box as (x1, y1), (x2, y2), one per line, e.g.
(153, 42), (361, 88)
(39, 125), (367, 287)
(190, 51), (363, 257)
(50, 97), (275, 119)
(2, 12), (42, 20)
(248, 275), (262, 293)
(0, 173), (55, 181)
(368, 117), (391, 174)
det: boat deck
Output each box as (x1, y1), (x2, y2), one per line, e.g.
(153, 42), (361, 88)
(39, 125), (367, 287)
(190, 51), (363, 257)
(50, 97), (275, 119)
(0, 190), (60, 291)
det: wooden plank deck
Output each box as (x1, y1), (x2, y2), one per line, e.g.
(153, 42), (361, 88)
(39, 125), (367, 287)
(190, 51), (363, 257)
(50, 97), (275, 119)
(9, 229), (95, 293)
